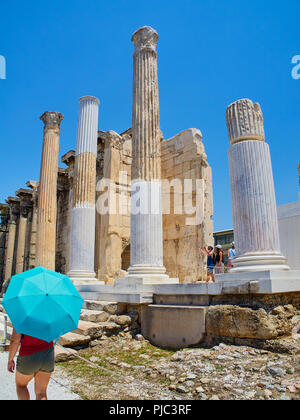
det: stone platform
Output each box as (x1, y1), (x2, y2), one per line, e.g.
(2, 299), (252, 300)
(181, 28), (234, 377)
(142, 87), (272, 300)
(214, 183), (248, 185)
(75, 271), (300, 351)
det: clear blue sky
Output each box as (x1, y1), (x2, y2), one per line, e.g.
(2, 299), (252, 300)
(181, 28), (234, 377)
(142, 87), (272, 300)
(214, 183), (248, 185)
(0, 0), (299, 231)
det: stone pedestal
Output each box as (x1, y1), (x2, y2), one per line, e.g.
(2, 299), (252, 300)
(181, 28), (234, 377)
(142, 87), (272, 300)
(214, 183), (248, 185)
(68, 96), (102, 285)
(226, 99), (289, 273)
(36, 112), (63, 271)
(126, 26), (177, 285)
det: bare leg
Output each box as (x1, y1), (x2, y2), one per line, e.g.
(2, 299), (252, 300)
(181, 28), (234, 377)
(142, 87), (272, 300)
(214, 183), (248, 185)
(16, 372), (34, 400)
(34, 371), (52, 400)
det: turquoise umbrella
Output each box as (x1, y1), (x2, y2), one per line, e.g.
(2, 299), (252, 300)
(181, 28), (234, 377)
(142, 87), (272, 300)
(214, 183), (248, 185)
(2, 267), (84, 343)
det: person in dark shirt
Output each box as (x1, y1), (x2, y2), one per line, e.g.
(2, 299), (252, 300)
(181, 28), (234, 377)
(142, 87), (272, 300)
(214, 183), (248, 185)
(7, 329), (54, 400)
(200, 246), (215, 283)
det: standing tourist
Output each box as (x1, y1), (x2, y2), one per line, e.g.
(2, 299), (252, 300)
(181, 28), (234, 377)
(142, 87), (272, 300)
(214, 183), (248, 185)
(215, 244), (225, 274)
(200, 246), (215, 283)
(7, 329), (55, 400)
(227, 242), (236, 268)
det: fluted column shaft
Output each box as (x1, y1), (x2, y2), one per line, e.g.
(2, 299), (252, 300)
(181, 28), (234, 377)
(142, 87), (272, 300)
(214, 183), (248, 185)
(36, 112), (63, 270)
(15, 210), (27, 274)
(128, 26), (167, 279)
(68, 96), (99, 283)
(4, 218), (17, 282)
(226, 99), (289, 272)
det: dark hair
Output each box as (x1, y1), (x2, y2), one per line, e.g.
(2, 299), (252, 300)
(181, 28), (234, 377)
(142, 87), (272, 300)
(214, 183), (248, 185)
(208, 246), (213, 251)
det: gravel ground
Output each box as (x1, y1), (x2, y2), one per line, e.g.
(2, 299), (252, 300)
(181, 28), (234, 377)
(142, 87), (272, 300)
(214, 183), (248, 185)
(55, 335), (300, 401)
(0, 352), (81, 400)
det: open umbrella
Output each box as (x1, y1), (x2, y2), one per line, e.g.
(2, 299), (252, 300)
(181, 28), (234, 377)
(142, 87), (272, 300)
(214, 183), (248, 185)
(2, 267), (84, 342)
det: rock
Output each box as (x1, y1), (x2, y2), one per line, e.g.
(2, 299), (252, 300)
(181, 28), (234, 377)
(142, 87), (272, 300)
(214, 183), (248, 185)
(55, 346), (77, 362)
(206, 305), (295, 340)
(90, 356), (100, 363)
(80, 309), (109, 323)
(267, 367), (286, 378)
(185, 381), (195, 388)
(58, 332), (91, 348)
(74, 321), (104, 339)
(176, 385), (188, 394)
(135, 334), (144, 341)
(116, 315), (132, 326)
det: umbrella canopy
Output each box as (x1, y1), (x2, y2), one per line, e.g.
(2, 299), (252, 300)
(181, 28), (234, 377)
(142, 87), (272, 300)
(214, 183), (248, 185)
(2, 267), (84, 342)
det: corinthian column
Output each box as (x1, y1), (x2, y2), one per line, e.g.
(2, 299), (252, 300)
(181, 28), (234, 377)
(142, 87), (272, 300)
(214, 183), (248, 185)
(36, 112), (63, 270)
(127, 26), (171, 282)
(3, 198), (19, 286)
(226, 99), (289, 272)
(68, 96), (100, 285)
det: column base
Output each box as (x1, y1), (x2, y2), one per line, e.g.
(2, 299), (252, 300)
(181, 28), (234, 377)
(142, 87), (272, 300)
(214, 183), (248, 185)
(126, 265), (174, 284)
(229, 253), (290, 273)
(67, 270), (104, 286)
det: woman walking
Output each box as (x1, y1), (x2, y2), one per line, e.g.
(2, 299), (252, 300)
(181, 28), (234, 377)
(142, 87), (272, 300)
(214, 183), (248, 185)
(7, 329), (55, 400)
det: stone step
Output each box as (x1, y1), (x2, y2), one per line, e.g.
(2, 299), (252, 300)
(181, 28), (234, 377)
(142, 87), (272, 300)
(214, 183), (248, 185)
(84, 300), (120, 314)
(80, 309), (109, 323)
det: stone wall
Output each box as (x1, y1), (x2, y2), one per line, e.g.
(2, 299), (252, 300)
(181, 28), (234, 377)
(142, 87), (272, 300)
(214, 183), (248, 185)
(161, 129), (214, 283)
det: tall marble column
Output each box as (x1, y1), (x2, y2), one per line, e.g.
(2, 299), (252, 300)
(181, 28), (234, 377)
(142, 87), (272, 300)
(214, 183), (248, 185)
(3, 199), (19, 284)
(68, 96), (100, 284)
(127, 26), (169, 282)
(226, 99), (289, 272)
(15, 205), (28, 274)
(26, 181), (39, 269)
(36, 112), (63, 271)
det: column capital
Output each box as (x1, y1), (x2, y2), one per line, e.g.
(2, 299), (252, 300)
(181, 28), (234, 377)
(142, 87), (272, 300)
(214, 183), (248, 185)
(40, 111), (64, 131)
(132, 26), (159, 54)
(226, 98), (265, 146)
(79, 96), (100, 105)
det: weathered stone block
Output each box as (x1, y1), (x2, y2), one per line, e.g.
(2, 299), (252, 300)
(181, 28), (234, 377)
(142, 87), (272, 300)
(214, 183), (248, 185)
(206, 305), (297, 340)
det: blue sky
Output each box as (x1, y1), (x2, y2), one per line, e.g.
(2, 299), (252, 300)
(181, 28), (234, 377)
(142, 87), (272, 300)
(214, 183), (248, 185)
(0, 0), (299, 231)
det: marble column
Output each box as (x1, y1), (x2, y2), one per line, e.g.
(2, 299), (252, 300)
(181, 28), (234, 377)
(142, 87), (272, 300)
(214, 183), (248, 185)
(226, 98), (289, 272)
(68, 96), (100, 284)
(36, 112), (63, 271)
(127, 26), (169, 282)
(3, 199), (19, 284)
(27, 181), (39, 269)
(15, 205), (28, 274)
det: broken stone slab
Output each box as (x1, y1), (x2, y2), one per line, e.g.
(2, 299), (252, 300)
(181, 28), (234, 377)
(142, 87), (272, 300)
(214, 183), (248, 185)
(55, 346), (77, 362)
(80, 309), (109, 323)
(73, 320), (105, 339)
(97, 322), (122, 336)
(84, 300), (125, 314)
(58, 332), (91, 348)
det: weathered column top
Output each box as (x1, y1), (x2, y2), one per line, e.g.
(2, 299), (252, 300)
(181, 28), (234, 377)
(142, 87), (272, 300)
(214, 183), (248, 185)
(40, 111), (64, 132)
(79, 96), (100, 105)
(226, 98), (265, 146)
(132, 26), (159, 54)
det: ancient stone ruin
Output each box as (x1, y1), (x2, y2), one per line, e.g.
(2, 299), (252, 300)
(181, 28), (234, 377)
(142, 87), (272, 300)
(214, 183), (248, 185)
(0, 26), (299, 354)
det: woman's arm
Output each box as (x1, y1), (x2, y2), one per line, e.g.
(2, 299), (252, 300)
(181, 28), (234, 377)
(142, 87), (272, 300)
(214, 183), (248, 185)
(8, 329), (21, 373)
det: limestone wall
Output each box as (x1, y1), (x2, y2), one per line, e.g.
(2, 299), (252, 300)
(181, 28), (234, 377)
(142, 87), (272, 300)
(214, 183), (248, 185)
(161, 129), (214, 283)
